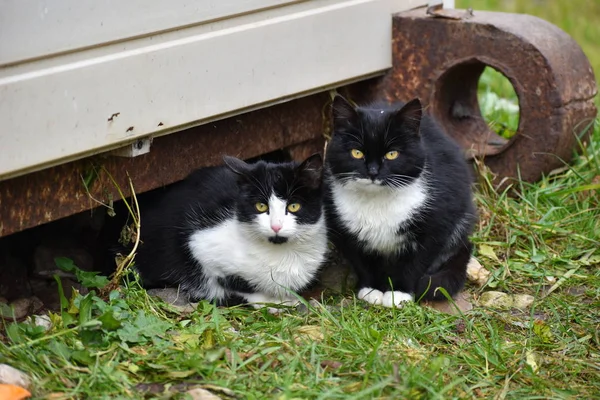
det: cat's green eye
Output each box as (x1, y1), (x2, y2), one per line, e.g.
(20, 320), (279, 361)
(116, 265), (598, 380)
(385, 150), (399, 160)
(351, 149), (364, 159)
(287, 203), (301, 213)
(255, 202), (268, 213)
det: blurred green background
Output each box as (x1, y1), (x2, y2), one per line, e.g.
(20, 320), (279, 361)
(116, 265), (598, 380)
(456, 0), (600, 77)
(456, 0), (600, 138)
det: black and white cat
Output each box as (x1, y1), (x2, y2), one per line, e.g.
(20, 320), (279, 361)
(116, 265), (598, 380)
(124, 154), (328, 310)
(324, 95), (477, 307)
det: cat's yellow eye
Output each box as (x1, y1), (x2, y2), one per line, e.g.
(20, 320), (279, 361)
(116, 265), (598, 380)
(351, 149), (364, 159)
(287, 203), (301, 213)
(255, 202), (268, 213)
(385, 150), (399, 160)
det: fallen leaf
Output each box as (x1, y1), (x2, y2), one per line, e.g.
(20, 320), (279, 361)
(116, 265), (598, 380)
(478, 244), (500, 263)
(294, 325), (324, 344)
(167, 370), (196, 379)
(320, 360), (343, 371)
(186, 388), (222, 400)
(525, 350), (540, 373)
(533, 320), (553, 343)
(342, 382), (362, 393)
(198, 384), (238, 398)
(0, 384), (31, 400)
(44, 393), (68, 400)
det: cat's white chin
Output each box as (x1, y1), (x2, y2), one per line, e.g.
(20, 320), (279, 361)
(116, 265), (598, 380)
(342, 178), (386, 192)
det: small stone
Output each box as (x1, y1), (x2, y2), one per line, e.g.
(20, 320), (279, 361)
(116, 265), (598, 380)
(147, 288), (198, 313)
(512, 294), (534, 310)
(33, 245), (94, 277)
(466, 257), (490, 287)
(423, 291), (473, 315)
(0, 364), (31, 389)
(185, 388), (222, 400)
(478, 291), (513, 308)
(30, 279), (61, 311)
(30, 277), (84, 312)
(27, 314), (52, 331)
(0, 298), (33, 319)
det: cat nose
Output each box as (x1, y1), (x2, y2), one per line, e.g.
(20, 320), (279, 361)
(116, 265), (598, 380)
(367, 165), (379, 179)
(271, 224), (282, 233)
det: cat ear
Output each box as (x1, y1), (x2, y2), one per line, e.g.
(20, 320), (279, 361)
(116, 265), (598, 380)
(296, 153), (323, 189)
(223, 155), (250, 176)
(393, 98), (423, 136)
(332, 95), (358, 129)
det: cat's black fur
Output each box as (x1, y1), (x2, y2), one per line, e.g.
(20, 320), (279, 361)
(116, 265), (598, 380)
(324, 95), (477, 302)
(109, 154), (327, 306)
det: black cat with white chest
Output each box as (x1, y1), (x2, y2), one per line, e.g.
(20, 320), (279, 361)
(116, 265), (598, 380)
(125, 154), (328, 310)
(325, 95), (476, 307)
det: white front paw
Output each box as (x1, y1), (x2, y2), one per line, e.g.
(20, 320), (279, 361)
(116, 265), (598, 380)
(381, 291), (413, 308)
(357, 287), (384, 305)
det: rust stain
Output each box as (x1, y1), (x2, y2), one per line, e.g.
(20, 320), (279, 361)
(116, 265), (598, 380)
(107, 112), (120, 122)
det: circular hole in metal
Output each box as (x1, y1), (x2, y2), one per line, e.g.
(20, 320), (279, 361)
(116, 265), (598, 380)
(432, 60), (521, 158)
(477, 66), (520, 142)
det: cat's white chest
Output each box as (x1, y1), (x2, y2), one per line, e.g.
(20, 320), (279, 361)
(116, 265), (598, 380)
(187, 218), (327, 299)
(331, 178), (428, 254)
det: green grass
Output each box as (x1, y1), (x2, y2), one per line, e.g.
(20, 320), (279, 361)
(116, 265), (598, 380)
(2, 110), (599, 399)
(2, 1), (600, 399)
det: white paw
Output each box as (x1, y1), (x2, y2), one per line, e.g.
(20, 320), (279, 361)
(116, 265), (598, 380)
(381, 291), (413, 308)
(357, 287), (384, 305)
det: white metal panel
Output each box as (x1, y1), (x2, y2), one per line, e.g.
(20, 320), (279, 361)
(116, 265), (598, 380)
(0, 0), (426, 180)
(0, 0), (301, 66)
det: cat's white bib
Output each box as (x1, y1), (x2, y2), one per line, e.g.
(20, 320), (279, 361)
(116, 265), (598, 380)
(187, 215), (327, 300)
(331, 177), (428, 254)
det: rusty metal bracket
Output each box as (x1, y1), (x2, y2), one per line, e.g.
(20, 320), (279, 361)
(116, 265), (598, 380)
(350, 7), (597, 183)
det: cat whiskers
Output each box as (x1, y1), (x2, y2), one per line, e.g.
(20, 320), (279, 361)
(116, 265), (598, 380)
(385, 174), (414, 188)
(334, 172), (360, 185)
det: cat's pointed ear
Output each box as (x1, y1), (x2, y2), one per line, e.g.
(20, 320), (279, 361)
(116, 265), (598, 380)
(393, 98), (423, 136)
(332, 95), (358, 129)
(296, 153), (323, 189)
(223, 155), (250, 176)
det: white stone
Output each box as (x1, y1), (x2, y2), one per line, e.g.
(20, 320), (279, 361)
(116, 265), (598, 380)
(0, 364), (31, 389)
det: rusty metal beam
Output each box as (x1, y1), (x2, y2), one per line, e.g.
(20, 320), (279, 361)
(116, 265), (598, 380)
(0, 94), (329, 237)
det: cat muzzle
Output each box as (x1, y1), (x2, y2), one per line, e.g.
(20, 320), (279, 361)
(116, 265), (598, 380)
(268, 236), (288, 244)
